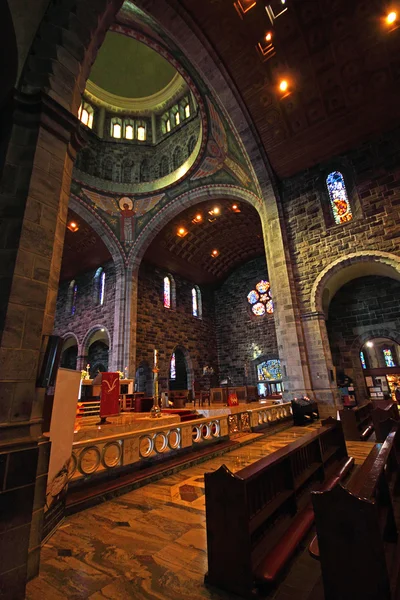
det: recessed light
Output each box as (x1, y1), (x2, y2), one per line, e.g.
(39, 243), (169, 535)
(177, 227), (188, 238)
(387, 10), (397, 24)
(231, 204), (241, 213)
(211, 249), (219, 258)
(192, 213), (203, 224)
(67, 221), (79, 232)
(366, 341), (374, 348)
(279, 79), (289, 93)
(265, 32), (272, 42)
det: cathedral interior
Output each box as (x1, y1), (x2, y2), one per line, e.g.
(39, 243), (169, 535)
(1, 0), (400, 599)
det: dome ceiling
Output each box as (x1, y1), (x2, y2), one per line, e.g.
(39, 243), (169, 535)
(143, 199), (265, 284)
(88, 32), (177, 99)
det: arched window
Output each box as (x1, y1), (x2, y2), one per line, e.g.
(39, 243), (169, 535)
(173, 146), (183, 170)
(160, 156), (170, 177)
(166, 118), (171, 133)
(140, 159), (150, 182)
(164, 276), (171, 308)
(181, 98), (190, 119)
(122, 158), (134, 183)
(67, 280), (78, 315)
(137, 121), (146, 141)
(170, 353), (176, 379)
(94, 268), (106, 306)
(247, 280), (274, 316)
(103, 157), (113, 181)
(173, 108), (180, 126)
(188, 136), (196, 156)
(326, 171), (353, 225)
(124, 120), (134, 140)
(78, 102), (94, 129)
(184, 103), (190, 119)
(192, 286), (202, 318)
(360, 351), (367, 369)
(110, 118), (122, 139)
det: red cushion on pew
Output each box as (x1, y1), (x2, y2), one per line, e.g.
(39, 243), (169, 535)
(255, 506), (315, 584)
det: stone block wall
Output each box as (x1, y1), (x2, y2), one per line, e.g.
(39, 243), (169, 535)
(215, 257), (278, 386)
(136, 261), (218, 389)
(281, 127), (400, 312)
(53, 261), (116, 356)
(75, 112), (200, 184)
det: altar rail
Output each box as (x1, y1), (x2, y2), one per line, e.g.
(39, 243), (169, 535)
(227, 402), (292, 435)
(69, 415), (229, 482)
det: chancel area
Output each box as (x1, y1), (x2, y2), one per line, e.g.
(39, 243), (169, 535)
(2, 1), (400, 599)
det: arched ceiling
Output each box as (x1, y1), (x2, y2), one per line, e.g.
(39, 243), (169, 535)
(88, 31), (177, 98)
(143, 199), (265, 284)
(168, 0), (400, 178)
(60, 210), (112, 281)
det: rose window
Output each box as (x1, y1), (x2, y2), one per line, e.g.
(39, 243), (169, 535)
(247, 280), (274, 316)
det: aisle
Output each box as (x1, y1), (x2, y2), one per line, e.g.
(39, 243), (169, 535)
(26, 424), (373, 600)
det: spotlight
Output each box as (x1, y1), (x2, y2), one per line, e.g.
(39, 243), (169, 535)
(386, 10), (397, 24)
(208, 206), (220, 216)
(265, 32), (272, 42)
(366, 341), (374, 348)
(231, 204), (241, 213)
(192, 213), (203, 224)
(67, 221), (79, 232)
(211, 249), (219, 258)
(177, 227), (188, 238)
(279, 79), (289, 93)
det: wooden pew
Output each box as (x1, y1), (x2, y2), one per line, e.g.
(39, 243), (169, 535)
(339, 401), (374, 441)
(204, 418), (354, 598)
(311, 424), (400, 600)
(372, 402), (399, 442)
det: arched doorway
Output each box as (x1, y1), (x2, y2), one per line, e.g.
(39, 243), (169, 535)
(169, 347), (190, 391)
(83, 328), (110, 377)
(135, 361), (153, 396)
(60, 335), (79, 370)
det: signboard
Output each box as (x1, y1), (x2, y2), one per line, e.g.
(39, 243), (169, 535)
(100, 372), (120, 418)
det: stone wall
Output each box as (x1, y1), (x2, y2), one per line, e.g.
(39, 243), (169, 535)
(215, 257), (278, 386)
(281, 127), (400, 312)
(136, 261), (218, 390)
(75, 112), (200, 184)
(53, 261), (116, 358)
(327, 275), (400, 399)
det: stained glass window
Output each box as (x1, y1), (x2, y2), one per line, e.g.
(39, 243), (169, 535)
(192, 288), (198, 317)
(164, 276), (171, 308)
(170, 353), (176, 379)
(257, 360), (282, 381)
(71, 284), (78, 315)
(326, 171), (353, 225)
(100, 271), (106, 306)
(383, 348), (396, 368)
(360, 351), (367, 369)
(247, 280), (274, 316)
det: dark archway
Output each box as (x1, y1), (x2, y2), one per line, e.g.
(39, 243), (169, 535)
(88, 340), (109, 377)
(169, 348), (188, 391)
(135, 361), (153, 395)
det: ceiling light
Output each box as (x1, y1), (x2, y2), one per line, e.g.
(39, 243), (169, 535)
(279, 79), (289, 93)
(211, 249), (219, 258)
(208, 206), (221, 216)
(231, 204), (241, 213)
(67, 221), (79, 232)
(265, 32), (272, 42)
(366, 341), (374, 348)
(192, 213), (203, 224)
(386, 10), (397, 24)
(177, 227), (188, 238)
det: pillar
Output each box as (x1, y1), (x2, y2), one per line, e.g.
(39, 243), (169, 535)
(97, 106), (106, 139)
(0, 91), (82, 598)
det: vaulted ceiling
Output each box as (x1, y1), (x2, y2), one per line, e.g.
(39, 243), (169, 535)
(143, 199), (265, 284)
(177, 0), (400, 177)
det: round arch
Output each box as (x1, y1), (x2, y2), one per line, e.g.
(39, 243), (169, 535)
(170, 344), (194, 393)
(60, 332), (79, 370)
(81, 325), (111, 357)
(311, 251), (400, 316)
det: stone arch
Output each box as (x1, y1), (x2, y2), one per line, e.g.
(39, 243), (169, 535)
(82, 324), (111, 356)
(311, 251), (400, 316)
(60, 332), (80, 370)
(170, 344), (194, 392)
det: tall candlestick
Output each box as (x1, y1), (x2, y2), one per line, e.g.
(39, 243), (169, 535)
(151, 349), (161, 418)
(154, 349), (158, 367)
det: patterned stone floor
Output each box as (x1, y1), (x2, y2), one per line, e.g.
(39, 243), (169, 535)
(26, 424), (374, 600)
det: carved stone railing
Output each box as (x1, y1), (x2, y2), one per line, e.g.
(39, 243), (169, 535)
(69, 415), (229, 482)
(227, 402), (292, 435)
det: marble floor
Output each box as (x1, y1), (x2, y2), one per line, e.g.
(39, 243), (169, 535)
(27, 424), (374, 600)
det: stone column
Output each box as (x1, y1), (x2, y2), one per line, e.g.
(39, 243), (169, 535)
(97, 106), (106, 139)
(0, 91), (82, 597)
(151, 113), (157, 145)
(301, 311), (341, 418)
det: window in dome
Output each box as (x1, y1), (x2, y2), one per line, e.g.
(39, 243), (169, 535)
(124, 122), (134, 140)
(137, 123), (146, 141)
(111, 118), (122, 139)
(383, 348), (396, 367)
(326, 171), (353, 225)
(175, 111), (180, 126)
(360, 351), (367, 370)
(164, 276), (171, 308)
(185, 103), (191, 119)
(170, 352), (176, 379)
(166, 118), (171, 133)
(78, 102), (94, 129)
(247, 280), (274, 316)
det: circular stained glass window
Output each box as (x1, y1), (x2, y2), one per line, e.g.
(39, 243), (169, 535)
(256, 280), (270, 294)
(252, 302), (266, 316)
(247, 280), (274, 316)
(247, 290), (259, 305)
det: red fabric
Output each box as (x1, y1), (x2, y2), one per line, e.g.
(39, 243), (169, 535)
(100, 372), (120, 418)
(228, 392), (239, 406)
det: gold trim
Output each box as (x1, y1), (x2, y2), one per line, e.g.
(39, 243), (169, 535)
(85, 73), (188, 115)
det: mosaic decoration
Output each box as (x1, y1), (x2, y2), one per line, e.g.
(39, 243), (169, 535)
(383, 348), (396, 368)
(170, 353), (176, 379)
(247, 280), (274, 316)
(164, 276), (171, 309)
(326, 171), (353, 225)
(360, 351), (367, 370)
(257, 359), (282, 381)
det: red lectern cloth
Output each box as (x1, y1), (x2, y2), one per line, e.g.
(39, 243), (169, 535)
(100, 372), (120, 418)
(228, 392), (239, 406)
